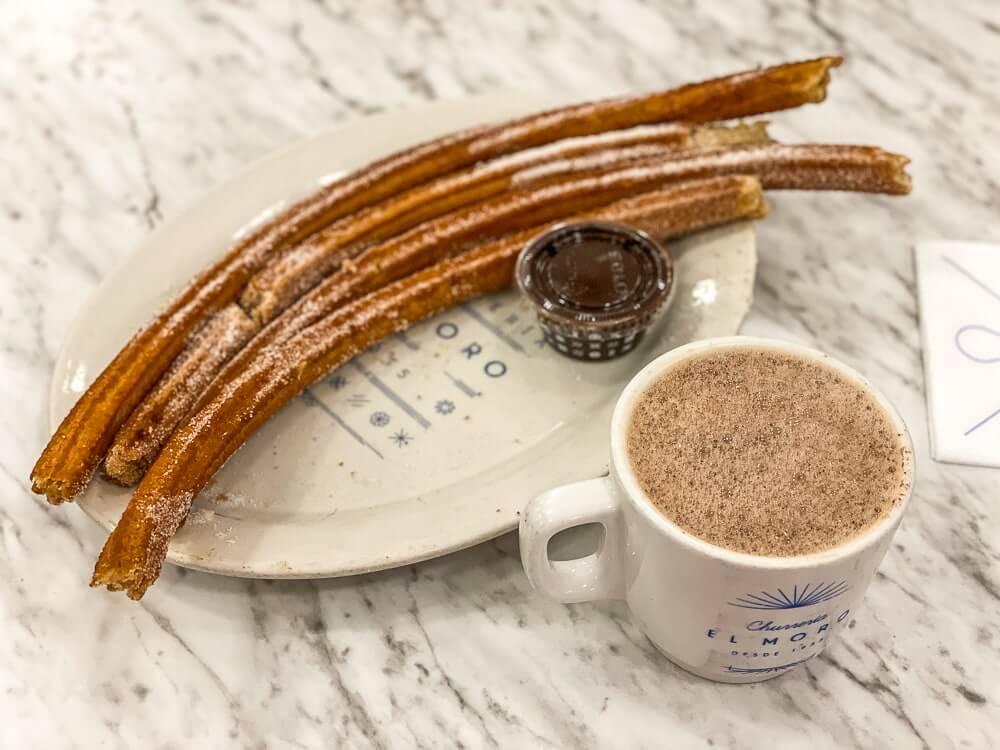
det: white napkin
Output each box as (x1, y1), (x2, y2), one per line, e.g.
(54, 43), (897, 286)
(915, 241), (1000, 468)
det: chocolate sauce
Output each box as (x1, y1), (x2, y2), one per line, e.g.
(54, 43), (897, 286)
(516, 222), (674, 361)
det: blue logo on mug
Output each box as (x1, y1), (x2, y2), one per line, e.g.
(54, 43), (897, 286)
(728, 581), (849, 610)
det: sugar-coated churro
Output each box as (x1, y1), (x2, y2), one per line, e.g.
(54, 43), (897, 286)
(99, 124), (777, 485)
(240, 121), (773, 325)
(204, 141), (909, 411)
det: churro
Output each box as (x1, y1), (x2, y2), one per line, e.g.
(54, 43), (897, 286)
(240, 122), (773, 326)
(205, 142), (910, 407)
(100, 124), (775, 485)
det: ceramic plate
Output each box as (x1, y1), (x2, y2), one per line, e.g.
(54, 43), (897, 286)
(50, 94), (757, 578)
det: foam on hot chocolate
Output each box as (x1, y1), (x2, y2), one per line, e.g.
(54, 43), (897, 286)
(626, 348), (909, 557)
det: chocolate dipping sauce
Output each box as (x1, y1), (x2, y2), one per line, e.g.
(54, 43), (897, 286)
(516, 222), (675, 361)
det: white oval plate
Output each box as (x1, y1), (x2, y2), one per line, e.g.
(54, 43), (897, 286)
(51, 94), (757, 579)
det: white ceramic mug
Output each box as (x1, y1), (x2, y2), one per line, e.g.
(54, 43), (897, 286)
(519, 336), (914, 683)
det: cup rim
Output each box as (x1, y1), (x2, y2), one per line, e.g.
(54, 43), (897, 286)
(609, 336), (916, 570)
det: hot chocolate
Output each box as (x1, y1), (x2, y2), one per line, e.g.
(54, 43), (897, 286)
(626, 347), (909, 557)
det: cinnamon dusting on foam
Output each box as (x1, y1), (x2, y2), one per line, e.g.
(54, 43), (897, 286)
(626, 349), (909, 557)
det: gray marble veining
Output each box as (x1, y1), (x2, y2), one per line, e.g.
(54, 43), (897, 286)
(1, 1), (998, 748)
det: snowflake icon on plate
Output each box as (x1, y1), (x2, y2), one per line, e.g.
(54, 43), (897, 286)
(370, 411), (390, 427)
(435, 399), (456, 415)
(390, 429), (412, 447)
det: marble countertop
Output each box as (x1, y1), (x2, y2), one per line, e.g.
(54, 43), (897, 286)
(2, 2), (998, 748)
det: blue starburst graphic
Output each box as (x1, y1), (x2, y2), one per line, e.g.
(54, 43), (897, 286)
(728, 581), (849, 610)
(435, 399), (455, 415)
(390, 429), (412, 447)
(370, 411), (390, 427)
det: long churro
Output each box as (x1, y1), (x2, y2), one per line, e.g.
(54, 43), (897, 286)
(91, 176), (770, 598)
(238, 123), (692, 323)
(33, 57), (841, 503)
(100, 139), (907, 485)
(102, 125), (772, 486)
(240, 121), (772, 325)
(214, 141), (910, 392)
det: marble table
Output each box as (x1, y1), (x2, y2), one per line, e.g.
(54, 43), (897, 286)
(2, 2), (997, 747)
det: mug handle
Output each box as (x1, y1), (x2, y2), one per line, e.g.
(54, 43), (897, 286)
(519, 476), (626, 603)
